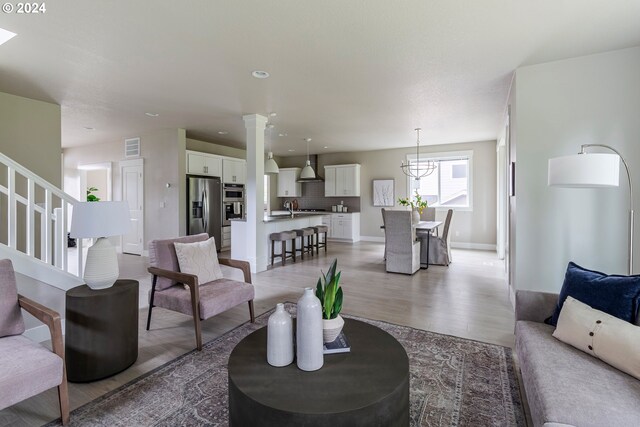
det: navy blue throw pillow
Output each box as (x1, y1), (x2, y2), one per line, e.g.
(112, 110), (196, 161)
(549, 262), (640, 326)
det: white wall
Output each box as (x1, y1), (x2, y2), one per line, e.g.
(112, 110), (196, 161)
(512, 46), (640, 292)
(63, 129), (187, 248)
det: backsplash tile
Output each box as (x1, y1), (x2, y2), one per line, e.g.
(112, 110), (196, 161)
(277, 181), (361, 212)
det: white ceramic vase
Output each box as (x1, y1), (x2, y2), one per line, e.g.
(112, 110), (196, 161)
(296, 288), (324, 371)
(412, 208), (420, 224)
(322, 314), (345, 343)
(267, 303), (294, 367)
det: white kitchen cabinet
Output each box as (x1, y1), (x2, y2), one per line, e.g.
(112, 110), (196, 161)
(329, 213), (360, 242)
(223, 158), (246, 184)
(324, 164), (360, 197)
(277, 168), (302, 197)
(187, 151), (222, 177)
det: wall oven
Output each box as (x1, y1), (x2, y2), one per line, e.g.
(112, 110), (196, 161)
(223, 201), (244, 226)
(223, 184), (244, 202)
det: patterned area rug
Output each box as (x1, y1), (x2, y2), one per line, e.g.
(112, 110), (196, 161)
(47, 305), (525, 426)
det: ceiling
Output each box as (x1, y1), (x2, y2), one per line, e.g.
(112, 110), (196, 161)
(1, 1), (639, 156)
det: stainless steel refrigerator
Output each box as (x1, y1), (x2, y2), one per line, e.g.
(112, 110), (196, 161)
(187, 175), (222, 247)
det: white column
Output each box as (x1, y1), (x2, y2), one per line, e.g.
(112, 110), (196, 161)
(238, 114), (268, 272)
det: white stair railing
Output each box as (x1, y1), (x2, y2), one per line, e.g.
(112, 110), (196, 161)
(0, 152), (83, 278)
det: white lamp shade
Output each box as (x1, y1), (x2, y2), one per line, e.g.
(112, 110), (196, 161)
(548, 153), (620, 188)
(70, 201), (131, 238)
(300, 160), (316, 179)
(265, 152), (279, 174)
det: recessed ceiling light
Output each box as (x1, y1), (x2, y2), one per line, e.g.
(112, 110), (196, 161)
(0, 28), (17, 46)
(279, 133), (288, 137)
(145, 112), (159, 117)
(269, 112), (277, 117)
(288, 149), (295, 152)
(84, 127), (95, 130)
(324, 146), (328, 149)
(218, 131), (228, 135)
(252, 70), (270, 79)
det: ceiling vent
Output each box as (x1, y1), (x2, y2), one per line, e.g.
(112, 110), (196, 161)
(124, 137), (140, 158)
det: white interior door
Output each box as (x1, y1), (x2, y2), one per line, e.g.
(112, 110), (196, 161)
(120, 159), (144, 255)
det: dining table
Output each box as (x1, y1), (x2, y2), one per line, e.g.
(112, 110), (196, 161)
(381, 220), (442, 269)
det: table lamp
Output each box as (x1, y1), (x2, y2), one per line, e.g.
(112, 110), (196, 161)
(548, 144), (634, 275)
(70, 201), (131, 289)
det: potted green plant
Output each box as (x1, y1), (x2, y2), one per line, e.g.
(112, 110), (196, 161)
(86, 187), (101, 202)
(397, 191), (428, 223)
(315, 259), (344, 343)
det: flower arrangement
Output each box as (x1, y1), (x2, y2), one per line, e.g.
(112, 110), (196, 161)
(397, 191), (428, 214)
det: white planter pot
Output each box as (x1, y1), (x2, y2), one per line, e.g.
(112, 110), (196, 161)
(296, 288), (324, 371)
(322, 315), (344, 343)
(267, 303), (294, 367)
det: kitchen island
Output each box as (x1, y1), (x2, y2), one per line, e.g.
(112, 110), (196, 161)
(231, 212), (328, 272)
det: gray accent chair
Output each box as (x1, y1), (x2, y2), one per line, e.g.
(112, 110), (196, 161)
(0, 259), (69, 425)
(384, 210), (420, 275)
(147, 234), (255, 351)
(420, 208), (453, 266)
(515, 290), (640, 427)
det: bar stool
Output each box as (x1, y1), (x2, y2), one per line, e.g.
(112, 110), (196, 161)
(311, 225), (329, 254)
(294, 228), (315, 260)
(270, 231), (297, 267)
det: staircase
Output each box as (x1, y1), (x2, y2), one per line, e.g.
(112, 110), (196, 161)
(0, 152), (84, 291)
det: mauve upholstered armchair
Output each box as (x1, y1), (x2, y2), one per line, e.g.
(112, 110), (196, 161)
(0, 259), (69, 425)
(384, 211), (420, 275)
(146, 234), (255, 351)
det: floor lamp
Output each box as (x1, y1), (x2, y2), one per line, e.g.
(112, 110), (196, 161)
(548, 144), (634, 275)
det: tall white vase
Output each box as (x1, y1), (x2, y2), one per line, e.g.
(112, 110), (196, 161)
(267, 303), (294, 367)
(296, 288), (324, 371)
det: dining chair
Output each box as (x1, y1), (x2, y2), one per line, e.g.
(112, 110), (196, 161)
(426, 209), (453, 266)
(0, 259), (69, 425)
(384, 211), (420, 274)
(381, 208), (387, 260)
(419, 207), (438, 236)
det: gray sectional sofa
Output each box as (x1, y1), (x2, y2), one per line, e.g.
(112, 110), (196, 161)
(515, 290), (640, 427)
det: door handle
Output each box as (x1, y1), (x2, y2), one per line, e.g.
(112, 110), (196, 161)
(202, 188), (208, 231)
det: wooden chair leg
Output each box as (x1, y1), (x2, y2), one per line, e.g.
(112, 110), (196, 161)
(271, 240), (275, 266)
(324, 232), (328, 252)
(248, 300), (255, 323)
(57, 378), (69, 425)
(146, 276), (157, 331)
(299, 236), (304, 260)
(189, 292), (203, 351)
(292, 238), (296, 262)
(281, 241), (286, 266)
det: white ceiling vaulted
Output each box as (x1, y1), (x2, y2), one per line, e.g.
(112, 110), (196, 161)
(0, 1), (639, 155)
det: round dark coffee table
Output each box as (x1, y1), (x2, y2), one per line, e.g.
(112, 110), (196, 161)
(228, 318), (409, 427)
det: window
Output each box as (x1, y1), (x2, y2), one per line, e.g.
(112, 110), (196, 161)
(406, 150), (472, 209)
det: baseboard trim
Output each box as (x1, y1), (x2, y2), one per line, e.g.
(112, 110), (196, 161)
(24, 320), (66, 343)
(450, 242), (497, 251)
(359, 236), (385, 243)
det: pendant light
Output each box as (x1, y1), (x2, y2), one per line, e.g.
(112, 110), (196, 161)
(300, 138), (316, 179)
(264, 123), (279, 175)
(400, 128), (437, 180)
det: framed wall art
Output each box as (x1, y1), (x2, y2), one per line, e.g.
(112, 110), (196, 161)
(373, 179), (395, 207)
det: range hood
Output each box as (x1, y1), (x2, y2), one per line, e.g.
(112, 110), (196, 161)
(297, 154), (324, 182)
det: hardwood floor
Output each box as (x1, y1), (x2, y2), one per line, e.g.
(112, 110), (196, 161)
(0, 242), (515, 427)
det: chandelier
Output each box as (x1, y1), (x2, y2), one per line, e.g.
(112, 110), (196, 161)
(400, 128), (437, 180)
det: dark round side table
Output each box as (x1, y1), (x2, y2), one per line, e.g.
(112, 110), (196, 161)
(228, 318), (409, 427)
(65, 279), (139, 383)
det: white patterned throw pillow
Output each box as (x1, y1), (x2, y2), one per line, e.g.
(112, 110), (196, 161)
(174, 237), (224, 286)
(553, 296), (640, 380)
